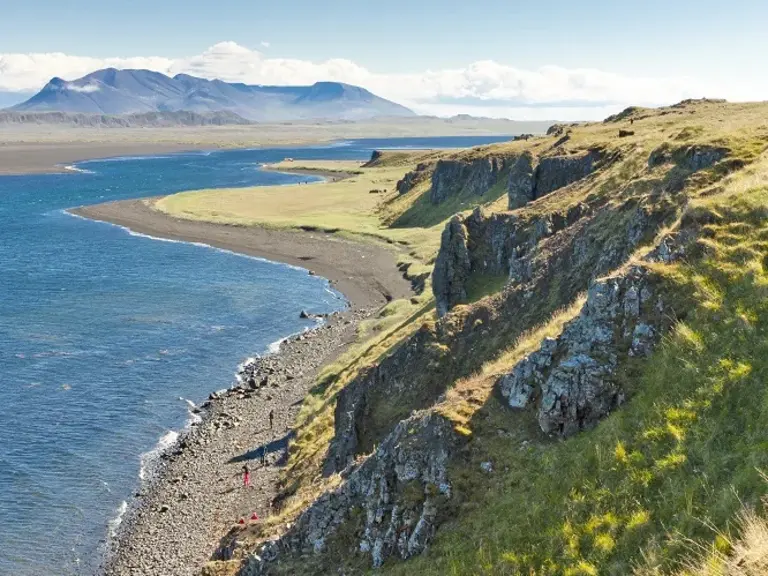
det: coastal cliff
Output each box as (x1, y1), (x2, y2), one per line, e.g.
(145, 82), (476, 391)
(120, 100), (768, 576)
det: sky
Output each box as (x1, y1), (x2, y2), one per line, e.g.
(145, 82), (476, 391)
(0, 0), (766, 120)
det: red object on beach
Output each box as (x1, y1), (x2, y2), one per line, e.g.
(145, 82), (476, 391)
(238, 518), (245, 524)
(251, 513), (259, 521)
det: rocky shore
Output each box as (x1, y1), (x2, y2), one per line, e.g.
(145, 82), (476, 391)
(103, 306), (373, 576)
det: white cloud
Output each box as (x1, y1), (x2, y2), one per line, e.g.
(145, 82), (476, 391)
(260, 41), (270, 49)
(0, 41), (751, 120)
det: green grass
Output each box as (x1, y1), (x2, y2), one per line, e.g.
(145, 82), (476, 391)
(390, 171), (511, 229)
(149, 100), (768, 574)
(382, 184), (768, 576)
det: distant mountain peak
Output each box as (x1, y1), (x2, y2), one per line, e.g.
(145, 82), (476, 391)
(12, 69), (415, 121)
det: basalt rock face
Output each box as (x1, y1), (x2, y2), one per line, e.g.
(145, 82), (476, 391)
(508, 150), (603, 209)
(499, 265), (677, 435)
(245, 413), (459, 573)
(507, 152), (537, 209)
(397, 162), (432, 194)
(429, 156), (508, 204)
(326, 324), (446, 474)
(432, 217), (472, 317)
(433, 201), (590, 316)
(535, 151), (601, 196)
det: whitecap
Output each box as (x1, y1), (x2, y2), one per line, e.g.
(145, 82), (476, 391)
(181, 397), (203, 425)
(138, 430), (179, 481)
(107, 501), (128, 538)
(268, 339), (283, 354)
(61, 165), (96, 175)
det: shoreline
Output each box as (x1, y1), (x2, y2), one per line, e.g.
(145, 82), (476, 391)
(259, 163), (361, 183)
(67, 196), (414, 574)
(102, 307), (372, 576)
(70, 199), (412, 310)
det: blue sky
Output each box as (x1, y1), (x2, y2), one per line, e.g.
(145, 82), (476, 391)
(1, 0), (766, 119)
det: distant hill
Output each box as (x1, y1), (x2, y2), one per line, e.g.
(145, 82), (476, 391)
(0, 110), (252, 127)
(9, 69), (416, 121)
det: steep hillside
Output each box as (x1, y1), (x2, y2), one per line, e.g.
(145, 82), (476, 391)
(10, 68), (415, 121)
(182, 100), (768, 576)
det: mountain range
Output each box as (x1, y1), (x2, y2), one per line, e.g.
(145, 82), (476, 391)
(9, 68), (416, 121)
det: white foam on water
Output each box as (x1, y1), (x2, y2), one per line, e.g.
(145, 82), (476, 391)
(107, 501), (128, 538)
(61, 165), (96, 175)
(62, 210), (313, 273)
(138, 430), (179, 481)
(181, 397), (203, 425)
(268, 338), (284, 354)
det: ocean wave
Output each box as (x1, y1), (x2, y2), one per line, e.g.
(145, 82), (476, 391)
(268, 339), (284, 354)
(138, 430), (179, 481)
(61, 165), (96, 175)
(107, 501), (128, 538)
(181, 397), (203, 425)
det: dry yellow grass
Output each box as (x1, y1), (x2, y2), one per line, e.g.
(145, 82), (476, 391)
(154, 158), (442, 263)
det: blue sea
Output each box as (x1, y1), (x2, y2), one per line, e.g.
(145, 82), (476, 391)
(0, 135), (513, 575)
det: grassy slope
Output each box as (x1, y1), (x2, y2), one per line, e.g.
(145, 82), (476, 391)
(383, 160), (768, 576)
(168, 101), (768, 575)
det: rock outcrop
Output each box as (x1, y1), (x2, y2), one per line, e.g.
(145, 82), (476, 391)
(396, 162), (432, 194)
(326, 322), (445, 474)
(433, 202), (590, 315)
(432, 217), (472, 317)
(429, 156), (508, 204)
(499, 266), (677, 435)
(507, 152), (537, 209)
(245, 412), (460, 573)
(508, 150), (602, 209)
(648, 143), (728, 171)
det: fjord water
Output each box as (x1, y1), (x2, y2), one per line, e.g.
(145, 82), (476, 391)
(0, 135), (512, 575)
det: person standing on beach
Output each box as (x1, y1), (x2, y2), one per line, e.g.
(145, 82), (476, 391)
(242, 464), (250, 488)
(269, 409), (274, 430)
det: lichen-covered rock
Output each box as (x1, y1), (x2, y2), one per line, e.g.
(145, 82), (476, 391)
(433, 216), (472, 316)
(430, 160), (467, 204)
(466, 157), (506, 196)
(499, 266), (675, 435)
(246, 413), (460, 573)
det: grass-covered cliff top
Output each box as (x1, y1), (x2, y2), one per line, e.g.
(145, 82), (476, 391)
(166, 99), (768, 575)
